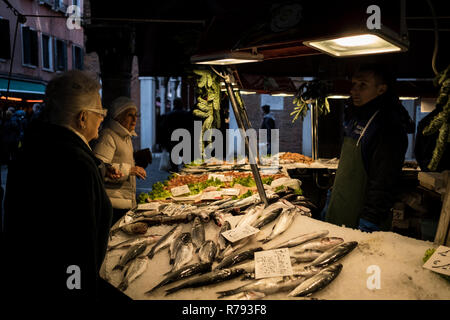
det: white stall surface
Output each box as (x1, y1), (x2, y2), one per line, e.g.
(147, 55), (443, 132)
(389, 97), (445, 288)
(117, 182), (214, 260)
(101, 214), (450, 300)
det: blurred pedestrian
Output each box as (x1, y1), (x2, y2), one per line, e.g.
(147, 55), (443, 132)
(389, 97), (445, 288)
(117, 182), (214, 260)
(261, 104), (276, 155)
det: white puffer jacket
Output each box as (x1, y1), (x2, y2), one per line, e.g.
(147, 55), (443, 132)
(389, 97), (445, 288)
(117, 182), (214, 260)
(93, 120), (137, 209)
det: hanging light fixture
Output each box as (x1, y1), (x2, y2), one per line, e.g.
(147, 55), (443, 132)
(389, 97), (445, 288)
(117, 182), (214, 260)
(303, 25), (408, 57)
(191, 51), (264, 65)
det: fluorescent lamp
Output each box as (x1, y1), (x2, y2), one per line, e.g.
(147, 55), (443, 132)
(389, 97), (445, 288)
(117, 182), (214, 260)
(240, 90), (257, 95)
(303, 27), (408, 57)
(271, 93), (294, 97)
(327, 95), (350, 99)
(191, 51), (264, 65)
(399, 96), (419, 100)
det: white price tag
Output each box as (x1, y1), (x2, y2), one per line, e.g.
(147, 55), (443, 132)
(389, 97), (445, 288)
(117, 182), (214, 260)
(208, 174), (232, 182)
(423, 245), (450, 277)
(221, 188), (241, 196)
(254, 248), (293, 279)
(137, 203), (160, 211)
(170, 185), (191, 197)
(221, 225), (260, 243)
(200, 191), (223, 200)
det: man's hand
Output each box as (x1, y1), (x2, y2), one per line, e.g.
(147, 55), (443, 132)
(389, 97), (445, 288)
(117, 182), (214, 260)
(130, 166), (147, 179)
(106, 165), (123, 180)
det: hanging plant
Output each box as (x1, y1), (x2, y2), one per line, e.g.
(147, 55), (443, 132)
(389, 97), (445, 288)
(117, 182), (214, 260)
(422, 64), (450, 171)
(290, 80), (332, 122)
(189, 67), (222, 156)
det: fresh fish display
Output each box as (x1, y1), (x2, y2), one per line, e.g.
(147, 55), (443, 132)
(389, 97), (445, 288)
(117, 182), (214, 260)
(191, 217), (205, 251)
(252, 207), (283, 229)
(235, 205), (264, 228)
(145, 262), (212, 294)
(294, 237), (344, 253)
(113, 242), (148, 271)
(290, 249), (324, 263)
(288, 264), (343, 297)
(307, 241), (358, 267)
(214, 247), (263, 270)
(147, 225), (183, 259)
(260, 207), (299, 243)
(169, 233), (191, 264)
(165, 268), (246, 296)
(291, 265), (324, 277)
(211, 211), (227, 226)
(198, 240), (218, 263)
(170, 235), (195, 273)
(117, 257), (148, 291)
(266, 230), (329, 250)
(217, 275), (307, 298)
(108, 234), (161, 251)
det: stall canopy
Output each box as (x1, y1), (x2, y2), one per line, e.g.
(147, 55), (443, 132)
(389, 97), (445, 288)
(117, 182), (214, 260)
(0, 78), (46, 102)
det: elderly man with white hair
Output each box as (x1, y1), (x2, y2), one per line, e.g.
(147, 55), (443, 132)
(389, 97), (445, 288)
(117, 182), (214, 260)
(93, 96), (146, 224)
(4, 70), (129, 300)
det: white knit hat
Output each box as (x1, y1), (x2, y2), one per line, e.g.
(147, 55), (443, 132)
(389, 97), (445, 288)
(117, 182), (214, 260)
(110, 96), (137, 119)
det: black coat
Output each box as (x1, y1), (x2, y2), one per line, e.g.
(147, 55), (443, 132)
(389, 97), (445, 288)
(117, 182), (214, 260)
(3, 120), (113, 299)
(343, 93), (414, 227)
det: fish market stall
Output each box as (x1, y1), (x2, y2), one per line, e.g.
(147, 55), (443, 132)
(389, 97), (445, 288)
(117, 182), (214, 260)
(100, 188), (450, 300)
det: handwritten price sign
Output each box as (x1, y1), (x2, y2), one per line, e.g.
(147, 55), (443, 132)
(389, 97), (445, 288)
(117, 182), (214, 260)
(254, 248), (293, 279)
(423, 245), (450, 277)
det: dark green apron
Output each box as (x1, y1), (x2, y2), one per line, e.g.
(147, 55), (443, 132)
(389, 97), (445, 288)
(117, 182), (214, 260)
(325, 110), (379, 228)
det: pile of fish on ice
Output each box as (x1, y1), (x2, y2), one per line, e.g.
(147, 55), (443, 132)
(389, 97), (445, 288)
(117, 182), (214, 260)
(106, 187), (358, 299)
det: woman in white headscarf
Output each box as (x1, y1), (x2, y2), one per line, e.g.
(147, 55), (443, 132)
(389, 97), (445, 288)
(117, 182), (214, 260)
(93, 96), (147, 224)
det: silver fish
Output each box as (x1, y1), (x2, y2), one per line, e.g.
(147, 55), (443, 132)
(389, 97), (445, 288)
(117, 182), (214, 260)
(147, 225), (183, 259)
(291, 249), (324, 263)
(288, 263), (343, 297)
(165, 268), (246, 296)
(215, 247), (263, 270)
(217, 275), (307, 298)
(266, 230), (330, 250)
(252, 207), (283, 229)
(191, 216), (205, 252)
(108, 234), (161, 251)
(171, 237), (195, 273)
(294, 237), (344, 253)
(236, 205), (264, 228)
(224, 291), (266, 300)
(169, 232), (191, 265)
(218, 234), (255, 260)
(145, 262), (212, 294)
(198, 240), (218, 264)
(113, 242), (148, 271)
(241, 265), (323, 281)
(307, 241), (358, 267)
(260, 207), (299, 243)
(217, 220), (231, 254)
(117, 257), (148, 291)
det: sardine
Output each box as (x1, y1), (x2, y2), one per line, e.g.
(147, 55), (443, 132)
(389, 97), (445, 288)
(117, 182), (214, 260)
(218, 234), (255, 260)
(198, 240), (218, 264)
(191, 217), (205, 252)
(290, 250), (324, 263)
(165, 268), (246, 296)
(113, 242), (148, 271)
(214, 247), (263, 270)
(171, 236), (195, 273)
(145, 262), (212, 294)
(217, 275), (307, 298)
(147, 225), (183, 259)
(259, 207), (299, 243)
(294, 237), (344, 253)
(307, 241), (358, 267)
(266, 230), (329, 250)
(169, 232), (191, 265)
(241, 265), (323, 281)
(117, 257), (148, 291)
(108, 234), (161, 251)
(288, 263), (343, 297)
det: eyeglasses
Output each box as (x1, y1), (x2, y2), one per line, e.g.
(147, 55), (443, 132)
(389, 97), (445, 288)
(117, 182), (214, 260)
(85, 108), (108, 117)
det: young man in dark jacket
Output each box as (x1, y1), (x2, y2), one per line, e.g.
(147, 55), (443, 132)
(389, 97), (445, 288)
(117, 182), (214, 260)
(325, 64), (414, 232)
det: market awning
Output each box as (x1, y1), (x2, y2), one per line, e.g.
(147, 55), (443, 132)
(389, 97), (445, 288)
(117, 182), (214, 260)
(0, 78), (46, 95)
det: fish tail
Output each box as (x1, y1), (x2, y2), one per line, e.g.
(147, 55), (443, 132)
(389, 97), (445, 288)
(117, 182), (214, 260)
(144, 285), (158, 294)
(165, 286), (181, 296)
